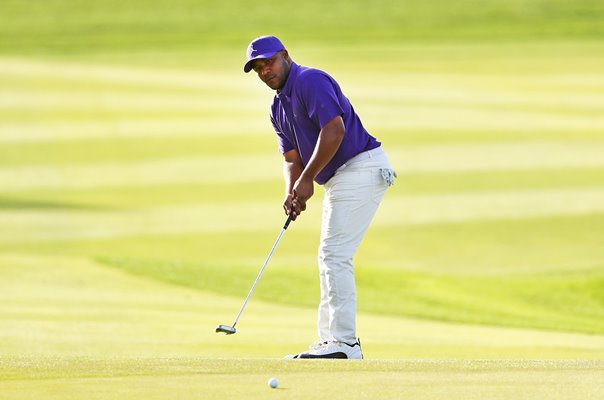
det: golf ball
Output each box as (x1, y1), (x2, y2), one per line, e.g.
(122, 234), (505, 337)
(268, 377), (279, 389)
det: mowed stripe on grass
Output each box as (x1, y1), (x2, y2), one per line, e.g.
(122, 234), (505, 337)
(2, 141), (604, 189)
(2, 52), (604, 145)
(2, 187), (604, 244)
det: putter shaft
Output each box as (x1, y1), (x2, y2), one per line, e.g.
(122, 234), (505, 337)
(231, 215), (293, 327)
(217, 214), (293, 334)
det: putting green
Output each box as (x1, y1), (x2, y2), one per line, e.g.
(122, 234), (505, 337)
(2, 358), (603, 400)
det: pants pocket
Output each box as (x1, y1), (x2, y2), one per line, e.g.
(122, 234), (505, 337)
(379, 168), (397, 186)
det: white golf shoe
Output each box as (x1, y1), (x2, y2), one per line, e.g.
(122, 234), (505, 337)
(284, 339), (363, 359)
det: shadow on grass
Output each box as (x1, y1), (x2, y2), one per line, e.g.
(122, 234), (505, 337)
(0, 196), (106, 211)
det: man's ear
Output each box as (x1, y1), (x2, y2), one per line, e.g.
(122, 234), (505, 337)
(282, 49), (290, 62)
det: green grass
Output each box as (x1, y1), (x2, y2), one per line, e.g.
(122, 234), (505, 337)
(1, 254), (604, 399)
(97, 254), (604, 334)
(1, 0), (604, 398)
(2, 358), (603, 400)
(1, 0), (603, 56)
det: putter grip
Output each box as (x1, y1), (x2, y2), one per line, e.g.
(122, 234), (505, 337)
(284, 213), (294, 229)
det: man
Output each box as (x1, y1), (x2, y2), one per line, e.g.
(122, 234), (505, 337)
(244, 35), (396, 359)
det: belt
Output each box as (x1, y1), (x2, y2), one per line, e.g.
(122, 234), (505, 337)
(340, 147), (384, 169)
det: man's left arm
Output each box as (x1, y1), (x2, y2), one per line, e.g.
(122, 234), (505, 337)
(291, 115), (345, 214)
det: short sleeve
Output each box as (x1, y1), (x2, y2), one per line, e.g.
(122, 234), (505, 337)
(271, 113), (295, 154)
(299, 73), (344, 129)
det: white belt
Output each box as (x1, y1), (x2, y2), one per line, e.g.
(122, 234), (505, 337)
(340, 146), (384, 168)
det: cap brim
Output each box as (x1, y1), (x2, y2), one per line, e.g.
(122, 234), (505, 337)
(243, 51), (279, 73)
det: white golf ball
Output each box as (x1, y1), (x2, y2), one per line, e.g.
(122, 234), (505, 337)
(267, 377), (279, 389)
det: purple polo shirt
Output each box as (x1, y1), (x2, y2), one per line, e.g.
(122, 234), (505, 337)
(270, 63), (381, 185)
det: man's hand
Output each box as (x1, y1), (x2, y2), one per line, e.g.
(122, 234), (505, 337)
(283, 192), (297, 220)
(292, 176), (313, 217)
(283, 179), (312, 220)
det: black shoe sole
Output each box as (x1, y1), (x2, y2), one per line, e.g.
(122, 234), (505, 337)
(295, 352), (348, 359)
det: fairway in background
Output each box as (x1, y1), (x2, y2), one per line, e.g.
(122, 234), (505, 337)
(2, 39), (603, 337)
(1, 0), (603, 54)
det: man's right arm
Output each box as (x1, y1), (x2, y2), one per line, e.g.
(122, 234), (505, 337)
(283, 149), (304, 219)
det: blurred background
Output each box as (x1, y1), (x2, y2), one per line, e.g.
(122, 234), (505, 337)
(1, 0), (603, 359)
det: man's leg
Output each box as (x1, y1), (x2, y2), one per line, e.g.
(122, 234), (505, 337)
(318, 154), (392, 344)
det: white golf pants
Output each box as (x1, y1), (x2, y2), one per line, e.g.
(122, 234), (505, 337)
(317, 146), (395, 345)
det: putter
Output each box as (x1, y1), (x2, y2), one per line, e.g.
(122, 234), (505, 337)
(216, 213), (294, 335)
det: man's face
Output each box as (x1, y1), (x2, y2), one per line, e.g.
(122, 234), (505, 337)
(251, 50), (291, 91)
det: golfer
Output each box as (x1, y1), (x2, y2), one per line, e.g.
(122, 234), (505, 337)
(244, 36), (396, 359)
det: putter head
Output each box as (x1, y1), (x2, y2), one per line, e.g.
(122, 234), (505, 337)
(215, 324), (237, 335)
